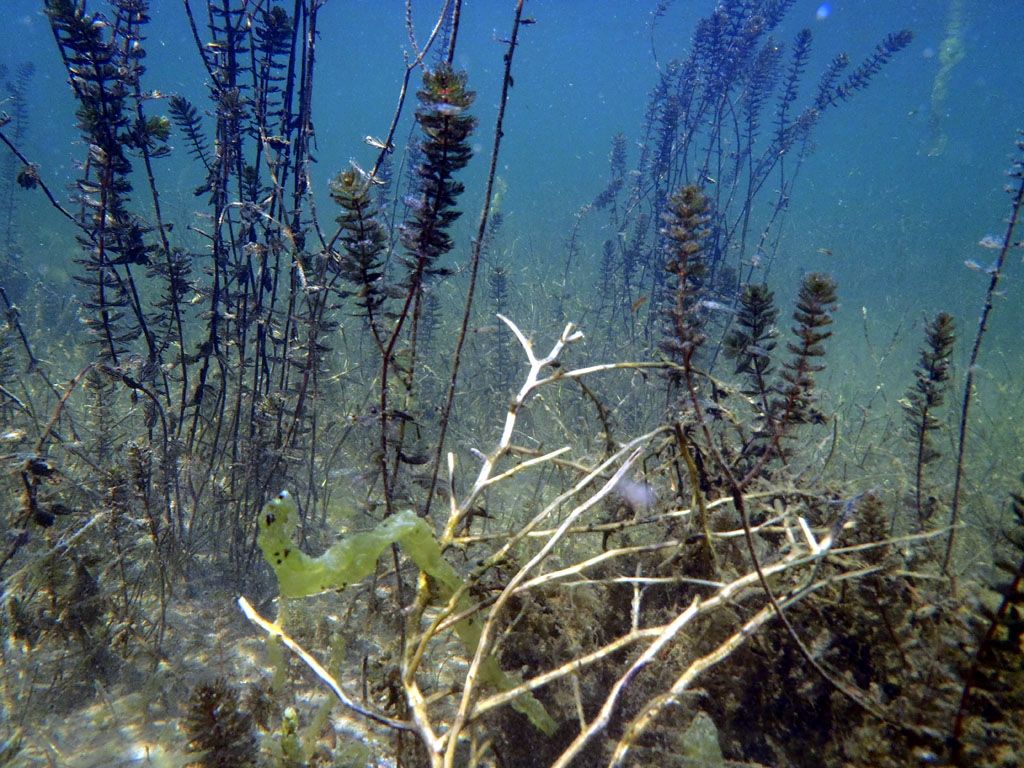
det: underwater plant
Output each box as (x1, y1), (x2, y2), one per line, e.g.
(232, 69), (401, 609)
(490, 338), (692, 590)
(329, 165), (391, 348)
(950, 478), (1024, 765)
(0, 61), (33, 262)
(46, 0), (163, 365)
(657, 184), (711, 396)
(595, 0), (913, 357)
(904, 311), (956, 533)
(770, 272), (838, 445)
(724, 282), (779, 427)
(184, 677), (260, 768)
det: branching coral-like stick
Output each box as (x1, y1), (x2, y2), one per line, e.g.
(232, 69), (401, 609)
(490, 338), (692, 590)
(606, 564), (887, 768)
(443, 446), (644, 768)
(439, 314), (585, 543)
(549, 598), (701, 768)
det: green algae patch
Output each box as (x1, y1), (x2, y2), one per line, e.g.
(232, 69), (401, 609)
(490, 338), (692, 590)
(257, 491), (443, 598)
(257, 491), (556, 735)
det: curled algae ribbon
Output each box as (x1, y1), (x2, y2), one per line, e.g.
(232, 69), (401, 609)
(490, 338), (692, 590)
(256, 491), (557, 735)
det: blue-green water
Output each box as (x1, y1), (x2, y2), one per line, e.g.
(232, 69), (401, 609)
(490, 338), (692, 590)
(3, 1), (1023, 357)
(4, 1), (1023, 310)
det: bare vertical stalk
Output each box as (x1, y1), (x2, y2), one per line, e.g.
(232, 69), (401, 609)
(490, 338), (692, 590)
(945, 131), (1024, 576)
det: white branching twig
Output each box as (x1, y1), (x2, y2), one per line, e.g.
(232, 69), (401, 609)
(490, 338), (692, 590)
(237, 597), (414, 733)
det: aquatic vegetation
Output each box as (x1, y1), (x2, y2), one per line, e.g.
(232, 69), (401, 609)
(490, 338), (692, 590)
(951, 479), (1024, 764)
(658, 185), (711, 393)
(184, 677), (260, 768)
(254, 490), (556, 735)
(772, 272), (838, 437)
(946, 129), (1024, 573)
(0, 61), (33, 261)
(329, 165), (390, 346)
(595, 0), (914, 345)
(724, 283), (778, 418)
(0, 1), (1023, 767)
(904, 312), (957, 533)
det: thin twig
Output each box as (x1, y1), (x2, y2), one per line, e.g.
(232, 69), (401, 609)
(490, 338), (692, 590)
(237, 597), (415, 732)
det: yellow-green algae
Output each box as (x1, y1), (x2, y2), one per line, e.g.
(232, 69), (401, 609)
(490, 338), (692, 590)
(257, 491), (556, 735)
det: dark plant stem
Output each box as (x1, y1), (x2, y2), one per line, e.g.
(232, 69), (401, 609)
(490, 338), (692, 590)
(422, 0), (527, 519)
(0, 129), (77, 226)
(945, 133), (1024, 577)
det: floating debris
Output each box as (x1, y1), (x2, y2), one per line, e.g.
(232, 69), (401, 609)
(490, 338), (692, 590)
(363, 134), (393, 152)
(613, 477), (657, 513)
(963, 259), (997, 274)
(698, 299), (737, 314)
